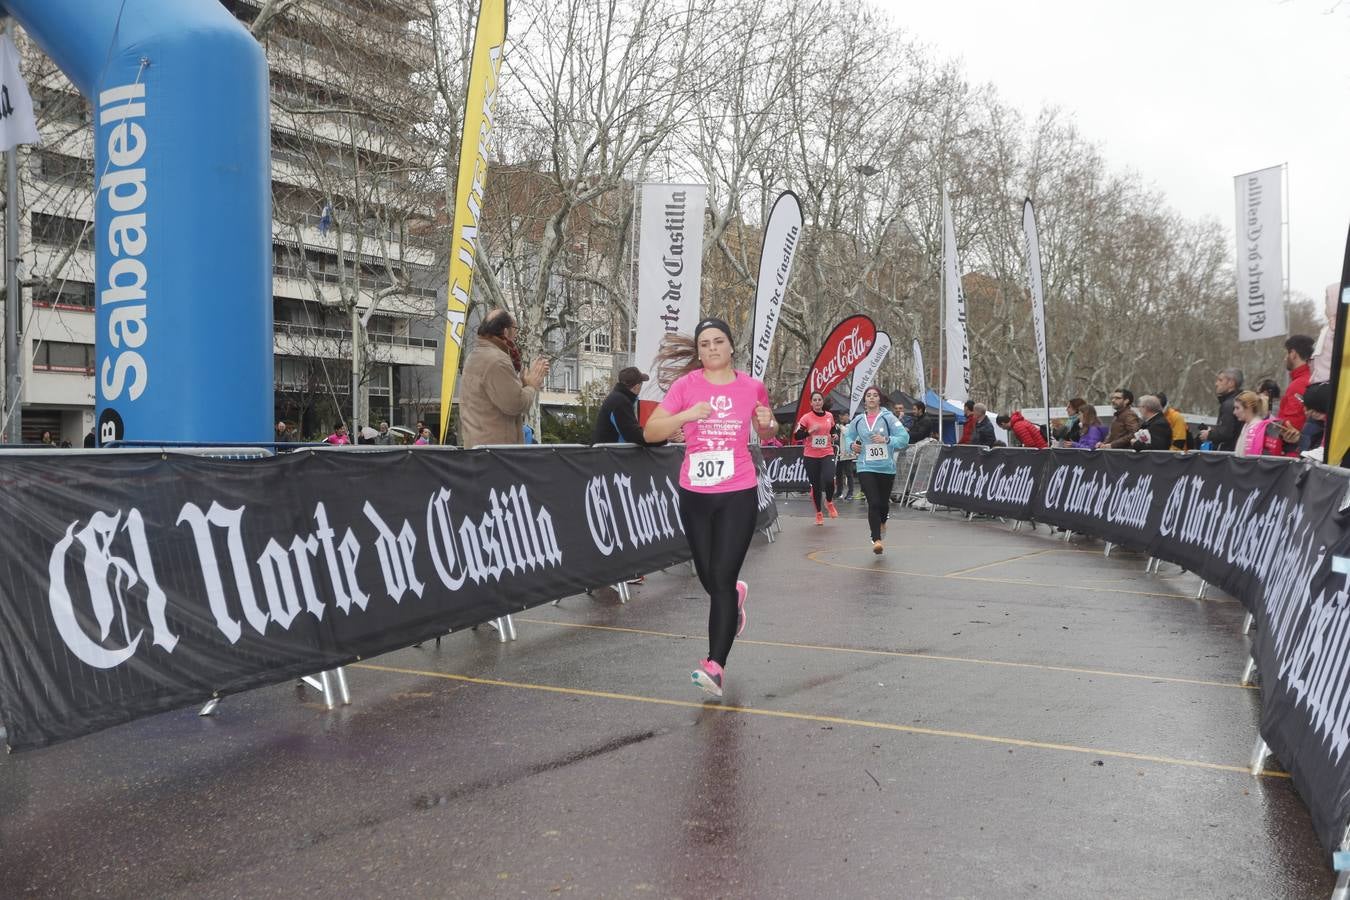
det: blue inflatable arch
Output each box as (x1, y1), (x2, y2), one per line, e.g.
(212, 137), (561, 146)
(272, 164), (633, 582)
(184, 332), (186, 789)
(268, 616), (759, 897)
(3, 0), (271, 444)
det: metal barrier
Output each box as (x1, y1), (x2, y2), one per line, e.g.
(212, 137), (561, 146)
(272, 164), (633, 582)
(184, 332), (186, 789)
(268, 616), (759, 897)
(898, 439), (942, 508)
(941, 442), (1350, 893)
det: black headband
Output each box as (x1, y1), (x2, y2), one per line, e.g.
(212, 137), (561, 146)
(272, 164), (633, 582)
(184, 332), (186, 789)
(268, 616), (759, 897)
(693, 317), (734, 347)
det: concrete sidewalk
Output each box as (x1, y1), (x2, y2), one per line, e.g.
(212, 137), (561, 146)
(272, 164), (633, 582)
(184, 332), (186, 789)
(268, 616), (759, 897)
(0, 496), (1335, 898)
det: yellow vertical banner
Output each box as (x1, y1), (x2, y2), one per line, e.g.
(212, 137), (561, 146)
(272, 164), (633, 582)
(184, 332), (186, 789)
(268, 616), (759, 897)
(439, 0), (507, 442)
(1324, 225), (1350, 466)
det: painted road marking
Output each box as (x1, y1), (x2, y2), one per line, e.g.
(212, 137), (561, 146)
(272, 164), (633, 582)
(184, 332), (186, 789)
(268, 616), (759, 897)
(352, 661), (1287, 779)
(513, 618), (1256, 691)
(806, 549), (1237, 604)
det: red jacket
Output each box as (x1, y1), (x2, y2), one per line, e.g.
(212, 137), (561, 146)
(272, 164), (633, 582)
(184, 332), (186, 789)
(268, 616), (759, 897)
(1009, 411), (1048, 449)
(1278, 363), (1311, 455)
(959, 416), (977, 444)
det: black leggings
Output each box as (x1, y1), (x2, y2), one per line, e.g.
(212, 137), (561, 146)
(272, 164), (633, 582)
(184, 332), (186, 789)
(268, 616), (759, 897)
(804, 455), (836, 512)
(679, 486), (759, 667)
(858, 471), (895, 541)
(835, 459), (856, 497)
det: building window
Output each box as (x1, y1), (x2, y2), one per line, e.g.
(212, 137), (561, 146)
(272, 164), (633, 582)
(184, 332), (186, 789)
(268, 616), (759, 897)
(32, 281), (95, 310)
(32, 150), (93, 187)
(32, 340), (94, 374)
(32, 213), (93, 251)
(582, 328), (611, 354)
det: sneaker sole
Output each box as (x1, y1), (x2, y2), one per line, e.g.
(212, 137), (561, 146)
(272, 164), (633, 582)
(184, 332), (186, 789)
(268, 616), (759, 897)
(692, 670), (723, 698)
(873, 543), (884, 555)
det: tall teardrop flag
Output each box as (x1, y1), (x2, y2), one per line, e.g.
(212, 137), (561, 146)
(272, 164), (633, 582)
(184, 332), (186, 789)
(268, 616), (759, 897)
(796, 315), (876, 423)
(1323, 224), (1350, 467)
(1022, 198), (1050, 434)
(849, 331), (892, 415)
(438, 0), (507, 442)
(0, 31), (39, 151)
(942, 187), (970, 405)
(750, 191), (802, 381)
(912, 338), (926, 397)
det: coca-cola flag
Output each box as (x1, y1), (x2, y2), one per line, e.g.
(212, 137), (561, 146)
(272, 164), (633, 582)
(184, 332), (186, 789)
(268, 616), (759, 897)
(750, 191), (803, 382)
(796, 315), (877, 422)
(849, 331), (892, 415)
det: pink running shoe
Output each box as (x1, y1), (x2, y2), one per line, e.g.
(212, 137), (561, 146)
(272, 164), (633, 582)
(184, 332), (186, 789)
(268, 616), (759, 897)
(736, 580), (749, 636)
(692, 658), (724, 697)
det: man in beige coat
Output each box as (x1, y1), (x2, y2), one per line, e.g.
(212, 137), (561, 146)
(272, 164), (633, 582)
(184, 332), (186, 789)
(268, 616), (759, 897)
(458, 309), (549, 447)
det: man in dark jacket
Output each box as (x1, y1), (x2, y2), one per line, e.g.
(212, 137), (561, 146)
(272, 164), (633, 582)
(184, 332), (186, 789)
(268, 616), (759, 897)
(1130, 395), (1173, 451)
(907, 401), (935, 442)
(1199, 368), (1242, 452)
(591, 367), (653, 445)
(971, 403), (997, 446)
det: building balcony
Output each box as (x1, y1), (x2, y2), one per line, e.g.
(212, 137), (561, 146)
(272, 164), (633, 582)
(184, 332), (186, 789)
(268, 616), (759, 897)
(24, 368), (96, 408)
(271, 211), (440, 268)
(273, 320), (437, 367)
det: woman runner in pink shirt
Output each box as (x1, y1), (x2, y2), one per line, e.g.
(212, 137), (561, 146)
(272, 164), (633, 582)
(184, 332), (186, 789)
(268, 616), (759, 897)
(795, 391), (838, 525)
(643, 318), (777, 698)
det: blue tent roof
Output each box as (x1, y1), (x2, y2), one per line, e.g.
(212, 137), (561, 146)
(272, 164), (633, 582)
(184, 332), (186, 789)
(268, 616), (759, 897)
(922, 390), (966, 420)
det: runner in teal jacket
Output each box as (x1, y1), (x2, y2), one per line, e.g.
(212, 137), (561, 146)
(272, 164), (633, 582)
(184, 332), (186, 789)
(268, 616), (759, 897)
(845, 387), (910, 553)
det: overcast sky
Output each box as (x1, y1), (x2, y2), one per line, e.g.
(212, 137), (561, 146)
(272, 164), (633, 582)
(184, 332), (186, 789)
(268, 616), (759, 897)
(882, 0), (1348, 307)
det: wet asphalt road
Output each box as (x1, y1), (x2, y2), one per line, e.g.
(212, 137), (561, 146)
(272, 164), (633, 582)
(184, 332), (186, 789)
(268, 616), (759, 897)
(0, 497), (1336, 898)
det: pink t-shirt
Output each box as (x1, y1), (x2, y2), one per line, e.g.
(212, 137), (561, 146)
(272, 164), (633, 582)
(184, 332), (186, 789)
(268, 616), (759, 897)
(659, 368), (770, 493)
(796, 411), (835, 458)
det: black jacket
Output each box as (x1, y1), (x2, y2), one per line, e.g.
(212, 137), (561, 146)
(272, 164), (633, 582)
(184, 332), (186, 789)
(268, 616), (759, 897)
(907, 414), (936, 443)
(973, 416), (997, 447)
(1133, 413), (1173, 451)
(1209, 390), (1240, 452)
(591, 384), (648, 445)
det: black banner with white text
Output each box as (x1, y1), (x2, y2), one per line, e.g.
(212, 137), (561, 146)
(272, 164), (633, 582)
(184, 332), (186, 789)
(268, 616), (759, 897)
(760, 445), (809, 492)
(0, 446), (776, 751)
(929, 444), (1350, 858)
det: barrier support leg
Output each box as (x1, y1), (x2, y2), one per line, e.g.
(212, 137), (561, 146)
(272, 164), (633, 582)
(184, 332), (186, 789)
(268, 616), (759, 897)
(1249, 736), (1271, 776)
(613, 582), (629, 604)
(1241, 655), (1258, 686)
(1242, 612), (1254, 635)
(1196, 579), (1208, 601)
(1333, 844), (1350, 900)
(334, 667), (351, 706)
(199, 698), (220, 717)
(1104, 541), (1113, 558)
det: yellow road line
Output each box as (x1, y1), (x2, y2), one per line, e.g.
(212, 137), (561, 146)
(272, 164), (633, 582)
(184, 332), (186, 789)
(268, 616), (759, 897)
(511, 618), (1255, 691)
(351, 661), (1286, 779)
(805, 549), (1235, 604)
(942, 547), (1059, 577)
